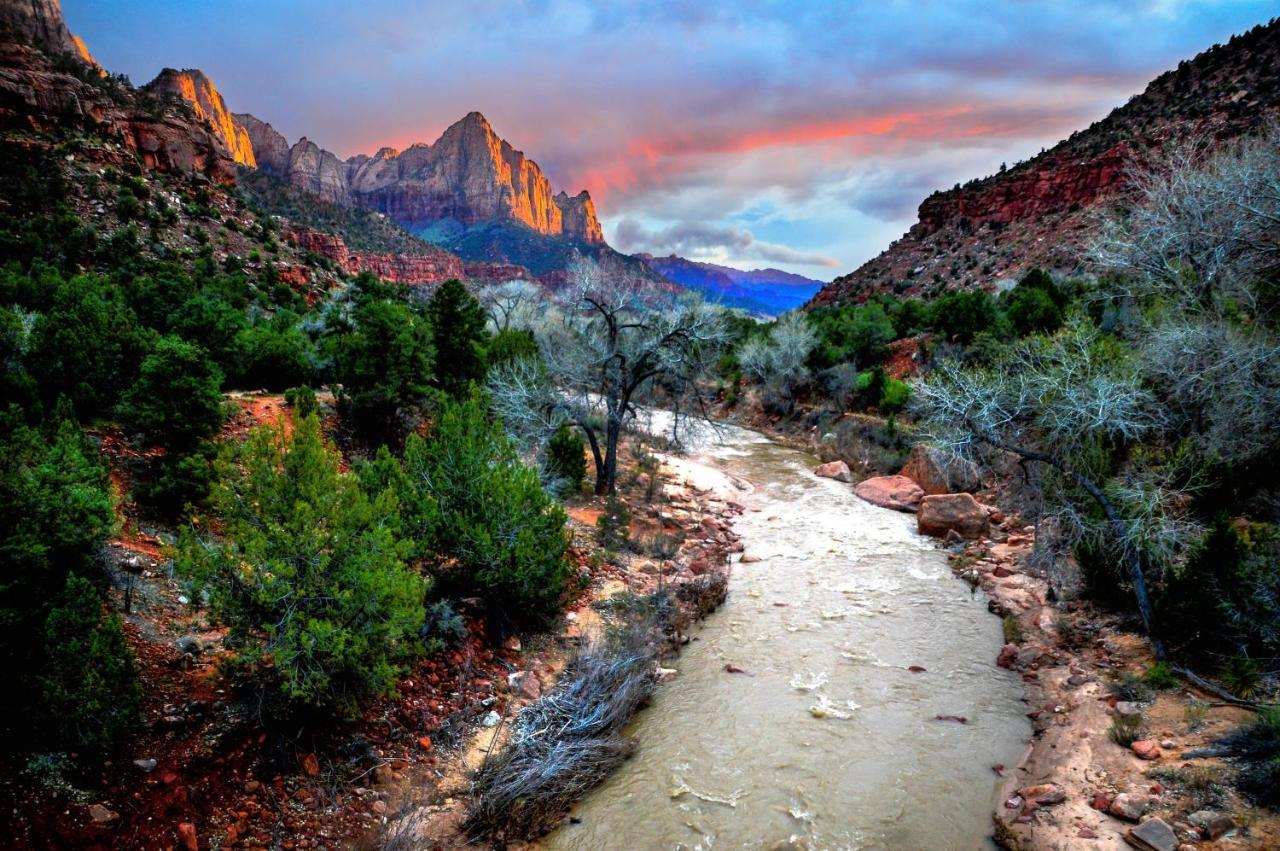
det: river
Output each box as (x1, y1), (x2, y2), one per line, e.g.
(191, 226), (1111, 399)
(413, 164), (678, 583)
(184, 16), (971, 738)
(546, 421), (1031, 850)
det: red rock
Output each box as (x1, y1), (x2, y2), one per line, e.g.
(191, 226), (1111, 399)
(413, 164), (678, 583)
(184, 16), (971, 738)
(1091, 790), (1112, 811)
(301, 752), (319, 777)
(417, 737), (433, 752)
(1077, 827), (1098, 838)
(853, 475), (924, 512)
(723, 664), (748, 674)
(88, 803), (119, 824)
(144, 68), (257, 166)
(286, 229), (464, 285)
(177, 822), (198, 851)
(813, 460), (852, 483)
(996, 644), (1019, 668)
(1109, 792), (1151, 821)
(1131, 740), (1162, 760)
(917, 493), (989, 539)
(899, 445), (974, 495)
(1019, 783), (1066, 805)
(907, 665), (927, 673)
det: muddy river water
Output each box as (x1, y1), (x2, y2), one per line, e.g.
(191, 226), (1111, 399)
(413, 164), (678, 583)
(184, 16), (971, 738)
(547, 422), (1031, 850)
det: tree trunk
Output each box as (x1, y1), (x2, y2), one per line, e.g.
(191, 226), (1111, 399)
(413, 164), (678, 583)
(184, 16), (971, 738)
(576, 420), (605, 495)
(599, 417), (621, 495)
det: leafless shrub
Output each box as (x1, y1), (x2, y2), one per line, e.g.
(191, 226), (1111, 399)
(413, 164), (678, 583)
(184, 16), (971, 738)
(739, 310), (817, 413)
(461, 623), (657, 842)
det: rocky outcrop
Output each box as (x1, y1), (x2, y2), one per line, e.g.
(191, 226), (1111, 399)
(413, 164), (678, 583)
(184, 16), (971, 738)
(240, 111), (605, 247)
(899, 445), (979, 495)
(0, 40), (236, 183)
(554, 190), (604, 244)
(234, 113), (289, 173)
(810, 19), (1280, 307)
(917, 493), (988, 539)
(144, 68), (256, 166)
(288, 229), (464, 284)
(0, 1), (81, 57)
(853, 475), (924, 512)
(284, 137), (350, 204)
(462, 261), (535, 285)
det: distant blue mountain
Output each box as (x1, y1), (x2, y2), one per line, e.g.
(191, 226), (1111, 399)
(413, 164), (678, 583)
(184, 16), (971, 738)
(636, 254), (825, 316)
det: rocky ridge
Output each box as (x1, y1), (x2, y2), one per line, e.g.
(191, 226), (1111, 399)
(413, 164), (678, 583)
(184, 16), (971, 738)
(811, 18), (1280, 306)
(237, 110), (606, 245)
(144, 68), (256, 166)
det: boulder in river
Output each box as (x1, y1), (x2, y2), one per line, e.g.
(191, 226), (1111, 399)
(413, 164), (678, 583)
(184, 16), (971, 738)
(917, 493), (989, 539)
(813, 460), (852, 482)
(853, 475), (923, 512)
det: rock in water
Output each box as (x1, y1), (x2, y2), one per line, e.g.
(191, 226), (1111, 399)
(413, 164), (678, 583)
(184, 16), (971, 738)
(853, 475), (924, 512)
(917, 493), (989, 539)
(813, 460), (852, 482)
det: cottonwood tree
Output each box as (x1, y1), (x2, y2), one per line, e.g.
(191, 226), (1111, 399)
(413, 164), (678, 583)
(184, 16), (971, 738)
(912, 322), (1171, 654)
(737, 310), (817, 413)
(479, 279), (542, 332)
(1091, 125), (1280, 316)
(489, 257), (726, 495)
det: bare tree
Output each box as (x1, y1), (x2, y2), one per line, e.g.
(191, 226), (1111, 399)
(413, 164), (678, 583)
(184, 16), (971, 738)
(1090, 124), (1280, 316)
(489, 256), (726, 495)
(478, 279), (542, 332)
(913, 322), (1171, 655)
(738, 310), (817, 413)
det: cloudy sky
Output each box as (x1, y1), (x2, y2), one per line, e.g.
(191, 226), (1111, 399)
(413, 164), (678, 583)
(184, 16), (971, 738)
(68, 1), (1278, 278)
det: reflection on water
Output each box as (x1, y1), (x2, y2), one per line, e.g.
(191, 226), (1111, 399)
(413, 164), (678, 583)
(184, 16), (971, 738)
(546, 423), (1030, 850)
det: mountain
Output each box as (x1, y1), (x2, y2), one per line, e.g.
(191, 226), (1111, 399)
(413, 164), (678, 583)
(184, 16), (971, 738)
(810, 18), (1280, 307)
(637, 254), (823, 316)
(144, 68), (256, 166)
(233, 110), (633, 276)
(0, 4), (236, 184)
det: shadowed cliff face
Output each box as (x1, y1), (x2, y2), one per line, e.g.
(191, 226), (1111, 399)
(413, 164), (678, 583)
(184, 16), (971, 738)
(238, 110), (606, 245)
(144, 68), (256, 167)
(810, 18), (1280, 307)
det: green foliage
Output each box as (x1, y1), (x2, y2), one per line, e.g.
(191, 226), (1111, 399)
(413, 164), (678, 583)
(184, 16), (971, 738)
(284, 385), (319, 419)
(1158, 517), (1280, 658)
(27, 274), (151, 418)
(1220, 656), (1261, 699)
(487, 328), (539, 369)
(427, 278), (489, 397)
(596, 494), (631, 553)
(233, 317), (314, 391)
(545, 424), (587, 494)
(1140, 661), (1180, 690)
(134, 444), (215, 514)
(176, 415), (427, 716)
(328, 288), (435, 441)
(119, 336), (225, 451)
(807, 302), (897, 370)
(929, 289), (1002, 344)
(1108, 712), (1144, 747)
(1004, 269), (1066, 336)
(0, 414), (114, 652)
(392, 396), (573, 631)
(39, 576), (141, 754)
(423, 600), (468, 647)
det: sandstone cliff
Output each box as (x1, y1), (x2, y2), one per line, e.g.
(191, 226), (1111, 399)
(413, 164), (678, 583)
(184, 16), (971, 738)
(144, 68), (256, 166)
(239, 110), (606, 246)
(0, 6), (236, 183)
(287, 229), (464, 284)
(811, 18), (1280, 307)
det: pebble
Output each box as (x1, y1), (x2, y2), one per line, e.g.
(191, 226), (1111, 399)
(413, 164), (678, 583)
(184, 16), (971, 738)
(89, 803), (119, 824)
(481, 710), (501, 727)
(133, 758), (157, 773)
